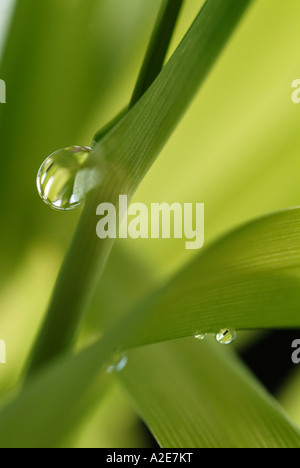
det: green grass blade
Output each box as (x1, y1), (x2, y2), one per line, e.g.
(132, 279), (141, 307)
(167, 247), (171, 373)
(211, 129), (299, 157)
(93, 0), (184, 144)
(93, 0), (253, 183)
(120, 339), (300, 448)
(1, 312), (299, 447)
(120, 207), (300, 349)
(27, 0), (253, 375)
(92, 108), (128, 146)
(130, 0), (185, 107)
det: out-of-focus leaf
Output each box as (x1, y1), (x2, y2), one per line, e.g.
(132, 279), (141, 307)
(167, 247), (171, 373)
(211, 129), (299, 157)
(279, 368), (300, 428)
(66, 383), (148, 449)
(0, 345), (113, 448)
(120, 207), (300, 348)
(1, 314), (300, 447)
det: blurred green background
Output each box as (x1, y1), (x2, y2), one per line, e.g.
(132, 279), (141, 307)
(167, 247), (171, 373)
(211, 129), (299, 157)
(1, 0), (300, 447)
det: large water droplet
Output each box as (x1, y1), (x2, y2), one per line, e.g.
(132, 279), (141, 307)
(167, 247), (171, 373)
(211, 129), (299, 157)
(194, 332), (207, 341)
(37, 146), (99, 211)
(104, 351), (128, 374)
(215, 328), (237, 345)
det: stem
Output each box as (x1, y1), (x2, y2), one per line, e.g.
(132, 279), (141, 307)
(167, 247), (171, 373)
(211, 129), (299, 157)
(25, 0), (185, 377)
(92, 0), (185, 146)
(25, 185), (121, 375)
(92, 108), (128, 146)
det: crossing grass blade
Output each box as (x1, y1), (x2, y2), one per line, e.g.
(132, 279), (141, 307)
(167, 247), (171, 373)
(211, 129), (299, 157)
(27, 0), (253, 375)
(120, 207), (300, 349)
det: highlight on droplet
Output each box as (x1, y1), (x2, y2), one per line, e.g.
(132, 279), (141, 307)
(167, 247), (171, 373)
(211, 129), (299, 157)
(194, 332), (207, 341)
(104, 351), (128, 374)
(215, 328), (237, 345)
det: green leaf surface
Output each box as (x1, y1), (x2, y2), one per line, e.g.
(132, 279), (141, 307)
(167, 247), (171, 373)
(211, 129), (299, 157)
(129, 0), (185, 107)
(1, 208), (300, 447)
(92, 0), (252, 185)
(121, 339), (300, 448)
(121, 207), (300, 349)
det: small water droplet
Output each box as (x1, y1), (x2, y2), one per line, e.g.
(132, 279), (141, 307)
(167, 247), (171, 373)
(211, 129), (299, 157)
(215, 328), (237, 345)
(37, 146), (99, 211)
(104, 351), (128, 374)
(195, 332), (207, 341)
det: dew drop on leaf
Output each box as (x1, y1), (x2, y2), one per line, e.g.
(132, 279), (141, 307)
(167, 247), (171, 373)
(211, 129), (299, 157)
(194, 332), (207, 341)
(215, 328), (237, 345)
(37, 146), (99, 211)
(104, 351), (128, 374)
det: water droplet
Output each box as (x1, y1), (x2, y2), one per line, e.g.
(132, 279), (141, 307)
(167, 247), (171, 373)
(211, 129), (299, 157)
(215, 328), (237, 345)
(104, 351), (128, 374)
(195, 332), (207, 341)
(37, 146), (99, 211)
